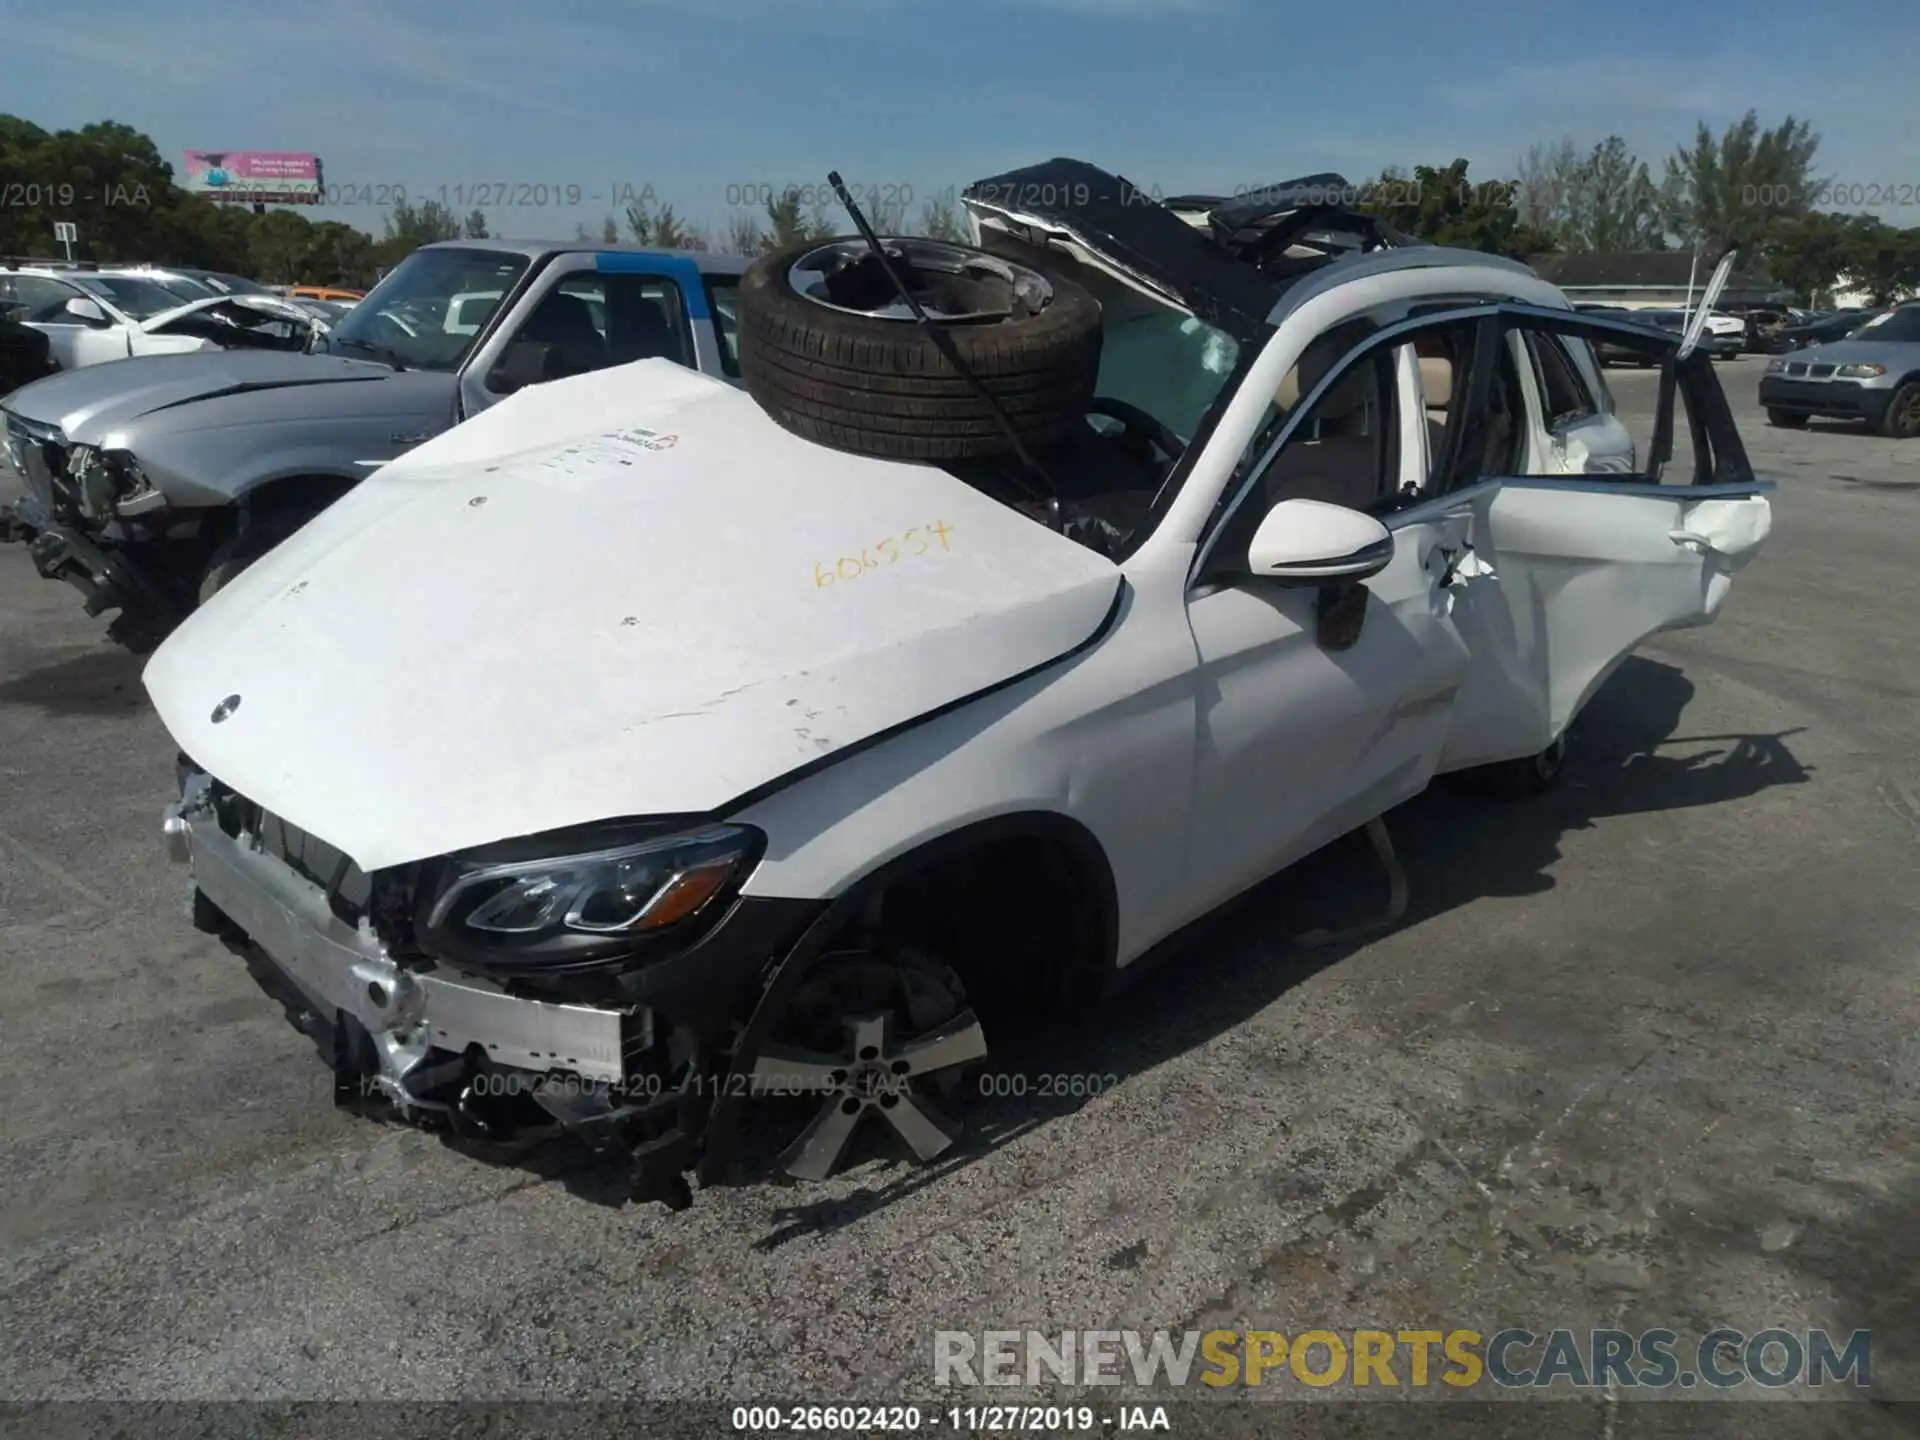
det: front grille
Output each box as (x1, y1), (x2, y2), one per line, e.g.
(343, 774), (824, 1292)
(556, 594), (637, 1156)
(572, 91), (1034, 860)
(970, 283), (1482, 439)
(4, 411), (67, 512)
(1784, 362), (1807, 377)
(255, 808), (374, 911)
(1809, 363), (1835, 379)
(209, 777), (373, 914)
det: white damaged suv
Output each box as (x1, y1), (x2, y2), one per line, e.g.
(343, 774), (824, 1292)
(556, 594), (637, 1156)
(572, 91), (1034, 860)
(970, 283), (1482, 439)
(147, 160), (1771, 1208)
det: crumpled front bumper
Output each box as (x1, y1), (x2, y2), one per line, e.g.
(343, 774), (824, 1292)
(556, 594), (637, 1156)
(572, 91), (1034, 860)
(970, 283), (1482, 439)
(164, 784), (722, 1206)
(2, 490), (181, 648)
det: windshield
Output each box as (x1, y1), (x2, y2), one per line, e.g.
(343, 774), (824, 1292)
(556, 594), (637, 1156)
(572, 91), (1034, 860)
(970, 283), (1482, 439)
(153, 276), (218, 302)
(75, 274), (190, 320)
(1853, 307), (1920, 343)
(202, 272), (272, 296)
(325, 247), (528, 371)
(1092, 310), (1241, 444)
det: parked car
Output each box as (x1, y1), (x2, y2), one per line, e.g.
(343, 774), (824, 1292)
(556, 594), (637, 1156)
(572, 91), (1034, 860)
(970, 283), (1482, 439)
(134, 293), (335, 353)
(1572, 303), (1649, 365)
(1759, 302), (1920, 437)
(0, 269), (328, 372)
(129, 264), (274, 299)
(286, 285), (365, 302)
(1635, 308), (1743, 359)
(0, 244), (748, 648)
(0, 302), (58, 400)
(0, 266), (218, 369)
(1740, 306), (1793, 354)
(146, 159), (1772, 1209)
(1773, 309), (1871, 352)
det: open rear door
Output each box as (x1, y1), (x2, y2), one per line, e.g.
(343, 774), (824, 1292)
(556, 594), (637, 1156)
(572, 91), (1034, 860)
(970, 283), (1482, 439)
(1424, 304), (1774, 773)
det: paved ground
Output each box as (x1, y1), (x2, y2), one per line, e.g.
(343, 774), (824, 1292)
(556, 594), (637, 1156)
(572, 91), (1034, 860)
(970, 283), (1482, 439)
(0, 357), (1915, 1430)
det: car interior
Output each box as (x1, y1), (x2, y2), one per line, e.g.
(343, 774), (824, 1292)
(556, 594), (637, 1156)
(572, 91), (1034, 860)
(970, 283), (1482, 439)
(515, 279), (690, 376)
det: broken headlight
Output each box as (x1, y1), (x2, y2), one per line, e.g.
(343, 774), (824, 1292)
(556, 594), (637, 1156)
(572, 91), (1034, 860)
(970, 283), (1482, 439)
(419, 821), (762, 969)
(67, 446), (154, 521)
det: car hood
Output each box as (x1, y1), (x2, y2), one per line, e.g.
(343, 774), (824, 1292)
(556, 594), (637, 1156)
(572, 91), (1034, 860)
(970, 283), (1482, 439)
(3, 350), (395, 441)
(139, 294), (320, 333)
(143, 360), (1123, 871)
(1787, 338), (1917, 368)
(963, 157), (1281, 341)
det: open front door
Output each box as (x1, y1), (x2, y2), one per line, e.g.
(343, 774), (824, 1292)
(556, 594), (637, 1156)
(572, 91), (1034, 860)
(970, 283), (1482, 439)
(1418, 305), (1774, 774)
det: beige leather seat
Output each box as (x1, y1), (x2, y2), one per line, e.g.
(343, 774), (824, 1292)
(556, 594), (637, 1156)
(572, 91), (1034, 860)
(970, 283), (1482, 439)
(1262, 335), (1382, 510)
(1419, 353), (1452, 468)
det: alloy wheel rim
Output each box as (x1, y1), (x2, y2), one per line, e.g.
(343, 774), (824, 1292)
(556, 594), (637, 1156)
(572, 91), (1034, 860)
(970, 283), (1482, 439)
(754, 1009), (989, 1181)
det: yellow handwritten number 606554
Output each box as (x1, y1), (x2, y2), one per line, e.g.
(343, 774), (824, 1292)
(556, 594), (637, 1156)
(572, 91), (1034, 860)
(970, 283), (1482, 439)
(812, 521), (954, 588)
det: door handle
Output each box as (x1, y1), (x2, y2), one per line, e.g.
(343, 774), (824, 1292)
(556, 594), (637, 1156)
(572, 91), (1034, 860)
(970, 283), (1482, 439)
(390, 431), (434, 447)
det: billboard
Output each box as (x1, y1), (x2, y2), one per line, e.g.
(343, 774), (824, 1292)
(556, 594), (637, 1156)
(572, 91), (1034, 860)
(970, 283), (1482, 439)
(182, 151), (322, 205)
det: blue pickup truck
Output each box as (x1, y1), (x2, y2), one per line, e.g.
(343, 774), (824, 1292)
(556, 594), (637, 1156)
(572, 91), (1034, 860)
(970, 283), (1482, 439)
(1, 242), (750, 649)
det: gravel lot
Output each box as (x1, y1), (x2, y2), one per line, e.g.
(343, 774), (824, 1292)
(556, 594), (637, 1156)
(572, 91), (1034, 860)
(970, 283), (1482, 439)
(0, 358), (1915, 1428)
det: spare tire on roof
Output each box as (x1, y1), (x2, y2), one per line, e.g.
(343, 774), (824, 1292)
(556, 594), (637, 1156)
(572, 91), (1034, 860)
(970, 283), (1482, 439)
(736, 236), (1102, 461)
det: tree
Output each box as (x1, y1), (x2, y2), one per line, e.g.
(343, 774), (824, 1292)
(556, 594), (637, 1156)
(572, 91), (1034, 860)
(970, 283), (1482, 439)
(0, 116), (171, 260)
(600, 214), (620, 244)
(727, 211), (766, 257)
(1358, 159), (1558, 259)
(1512, 138), (1579, 242)
(626, 198), (708, 251)
(1515, 136), (1669, 253)
(461, 209), (489, 239)
(758, 185), (834, 254)
(914, 195), (967, 241)
(863, 197), (909, 235)
(1761, 210), (1857, 301)
(1662, 110), (1821, 250)
(303, 220), (379, 288)
(247, 209), (315, 285)
(1835, 219), (1920, 305)
(373, 198), (461, 270)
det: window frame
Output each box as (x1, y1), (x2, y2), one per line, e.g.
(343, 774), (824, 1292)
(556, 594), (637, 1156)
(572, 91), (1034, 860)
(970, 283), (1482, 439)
(1440, 303), (1758, 493)
(12, 275), (90, 326)
(705, 275), (741, 377)
(540, 269), (694, 369)
(1193, 303), (1507, 588)
(1525, 330), (1601, 430)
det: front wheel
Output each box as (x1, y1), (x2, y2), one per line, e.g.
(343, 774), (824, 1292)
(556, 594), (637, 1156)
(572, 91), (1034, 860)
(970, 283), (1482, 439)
(1767, 408), (1809, 429)
(198, 507), (326, 604)
(746, 947), (989, 1183)
(1880, 382), (1920, 440)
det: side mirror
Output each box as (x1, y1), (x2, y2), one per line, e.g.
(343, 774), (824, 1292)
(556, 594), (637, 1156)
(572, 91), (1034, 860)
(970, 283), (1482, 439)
(63, 296), (112, 326)
(485, 340), (563, 395)
(1245, 497), (1394, 584)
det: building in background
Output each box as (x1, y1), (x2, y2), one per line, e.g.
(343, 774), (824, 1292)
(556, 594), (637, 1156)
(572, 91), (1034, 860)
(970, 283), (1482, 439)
(1528, 252), (1791, 312)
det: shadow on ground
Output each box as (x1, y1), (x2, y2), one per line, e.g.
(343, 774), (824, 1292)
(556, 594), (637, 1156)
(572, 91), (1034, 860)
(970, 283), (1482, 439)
(210, 654), (1814, 1226)
(742, 655), (1811, 1241)
(0, 645), (146, 717)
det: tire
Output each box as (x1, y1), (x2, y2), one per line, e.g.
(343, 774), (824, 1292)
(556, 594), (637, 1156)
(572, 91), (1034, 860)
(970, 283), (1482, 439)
(744, 946), (988, 1182)
(198, 507), (324, 604)
(1880, 381), (1920, 440)
(1767, 408), (1809, 429)
(1467, 732), (1569, 800)
(736, 236), (1103, 461)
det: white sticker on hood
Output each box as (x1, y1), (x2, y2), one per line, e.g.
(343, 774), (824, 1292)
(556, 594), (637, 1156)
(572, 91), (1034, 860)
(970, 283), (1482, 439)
(508, 426), (685, 492)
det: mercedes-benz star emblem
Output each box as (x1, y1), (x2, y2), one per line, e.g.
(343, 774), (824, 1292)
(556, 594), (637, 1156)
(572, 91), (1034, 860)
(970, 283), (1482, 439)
(210, 694), (242, 724)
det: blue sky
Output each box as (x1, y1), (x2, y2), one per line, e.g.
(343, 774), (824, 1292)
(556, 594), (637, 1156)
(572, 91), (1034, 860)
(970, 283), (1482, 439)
(7, 0), (1916, 239)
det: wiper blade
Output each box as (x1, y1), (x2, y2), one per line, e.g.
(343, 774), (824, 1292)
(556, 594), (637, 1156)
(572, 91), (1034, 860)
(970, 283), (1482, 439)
(332, 336), (407, 372)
